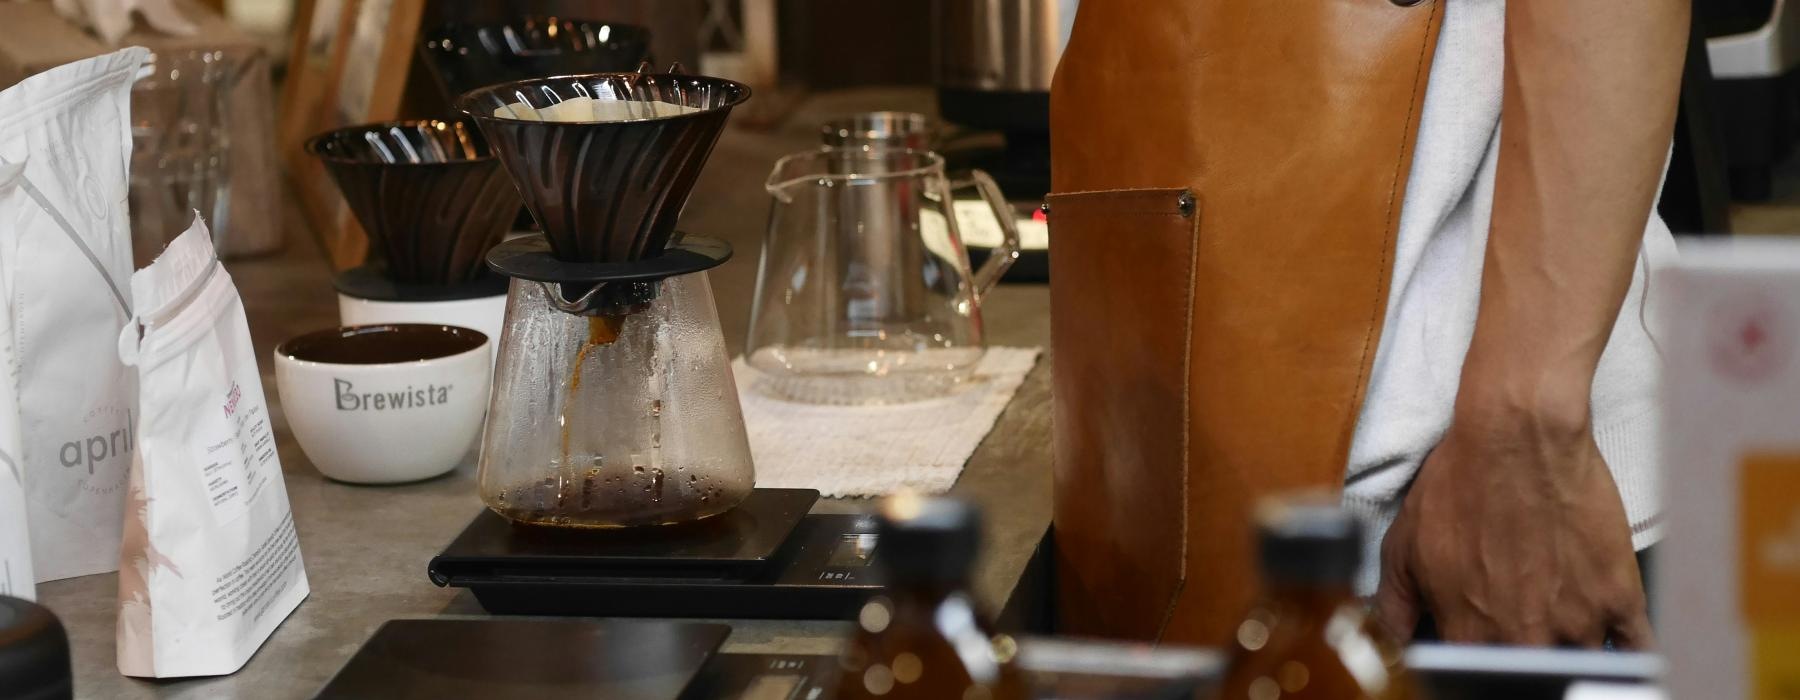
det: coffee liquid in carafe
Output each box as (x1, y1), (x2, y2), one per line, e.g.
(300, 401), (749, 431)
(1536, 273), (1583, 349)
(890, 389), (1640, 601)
(559, 316), (611, 467)
(497, 316), (662, 528)
(486, 286), (745, 529)
(1215, 499), (1415, 700)
(510, 316), (644, 527)
(489, 468), (735, 529)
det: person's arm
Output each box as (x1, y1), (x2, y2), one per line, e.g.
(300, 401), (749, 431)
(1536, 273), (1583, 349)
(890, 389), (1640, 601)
(1373, 0), (1687, 647)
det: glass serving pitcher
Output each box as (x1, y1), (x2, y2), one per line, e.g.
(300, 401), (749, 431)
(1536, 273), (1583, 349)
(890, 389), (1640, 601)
(477, 268), (754, 528)
(745, 148), (1020, 404)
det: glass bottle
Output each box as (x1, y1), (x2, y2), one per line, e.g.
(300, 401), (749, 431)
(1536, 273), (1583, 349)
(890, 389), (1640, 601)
(1216, 498), (1415, 700)
(836, 494), (1028, 700)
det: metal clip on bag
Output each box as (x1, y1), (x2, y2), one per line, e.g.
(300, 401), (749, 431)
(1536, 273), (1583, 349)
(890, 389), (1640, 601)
(115, 217), (308, 678)
(1048, 0), (1444, 643)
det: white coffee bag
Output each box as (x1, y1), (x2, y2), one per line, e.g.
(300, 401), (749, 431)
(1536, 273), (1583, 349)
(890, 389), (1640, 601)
(0, 205), (30, 599)
(116, 217), (307, 678)
(0, 48), (148, 582)
(1660, 237), (1800, 700)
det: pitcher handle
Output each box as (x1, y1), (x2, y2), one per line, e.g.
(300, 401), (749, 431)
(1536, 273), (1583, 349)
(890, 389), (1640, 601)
(951, 169), (1020, 300)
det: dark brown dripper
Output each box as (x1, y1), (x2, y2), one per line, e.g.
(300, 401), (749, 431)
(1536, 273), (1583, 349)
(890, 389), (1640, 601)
(418, 17), (653, 107)
(306, 119), (522, 285)
(459, 63), (750, 341)
(459, 63), (747, 264)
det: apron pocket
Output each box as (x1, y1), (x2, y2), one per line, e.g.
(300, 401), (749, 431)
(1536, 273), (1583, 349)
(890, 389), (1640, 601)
(1047, 187), (1198, 640)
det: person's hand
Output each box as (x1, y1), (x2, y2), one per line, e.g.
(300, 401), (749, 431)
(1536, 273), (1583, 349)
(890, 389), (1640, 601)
(1372, 413), (1652, 648)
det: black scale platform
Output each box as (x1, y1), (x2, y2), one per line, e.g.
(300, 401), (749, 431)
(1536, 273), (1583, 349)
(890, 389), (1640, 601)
(428, 488), (884, 620)
(315, 618), (730, 700)
(317, 618), (1666, 699)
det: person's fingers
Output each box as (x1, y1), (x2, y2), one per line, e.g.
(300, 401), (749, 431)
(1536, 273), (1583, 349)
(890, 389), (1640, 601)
(1517, 625), (1557, 648)
(1608, 607), (1655, 650)
(1374, 526), (1421, 642)
(1552, 594), (1611, 649)
(1608, 559), (1654, 650)
(1439, 617), (1504, 645)
(1373, 577), (1419, 643)
(1559, 617), (1608, 649)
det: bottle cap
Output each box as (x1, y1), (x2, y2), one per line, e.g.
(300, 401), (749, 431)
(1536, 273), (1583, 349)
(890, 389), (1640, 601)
(1255, 495), (1363, 587)
(875, 493), (982, 585)
(0, 595), (73, 700)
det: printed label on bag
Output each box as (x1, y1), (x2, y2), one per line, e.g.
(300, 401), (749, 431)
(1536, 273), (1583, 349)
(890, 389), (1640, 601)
(207, 513), (302, 625)
(58, 404), (133, 495)
(1742, 454), (1800, 697)
(200, 383), (278, 524)
(229, 382), (277, 504)
(199, 431), (248, 523)
(1709, 292), (1794, 384)
(1755, 628), (1800, 700)
(1741, 454), (1800, 622)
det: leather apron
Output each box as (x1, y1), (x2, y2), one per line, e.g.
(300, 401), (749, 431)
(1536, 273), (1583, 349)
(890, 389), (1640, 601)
(1047, 0), (1444, 644)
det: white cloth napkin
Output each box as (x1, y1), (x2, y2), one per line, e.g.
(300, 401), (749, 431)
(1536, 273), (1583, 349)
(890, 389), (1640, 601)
(49, 0), (195, 44)
(735, 347), (1042, 498)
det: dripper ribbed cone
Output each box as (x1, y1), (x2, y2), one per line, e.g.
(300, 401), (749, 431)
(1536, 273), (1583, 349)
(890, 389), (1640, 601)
(419, 17), (652, 105)
(457, 70), (750, 265)
(306, 119), (521, 285)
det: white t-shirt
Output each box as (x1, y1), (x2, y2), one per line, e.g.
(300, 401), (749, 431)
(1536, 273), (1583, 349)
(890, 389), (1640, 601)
(1344, 0), (1674, 593)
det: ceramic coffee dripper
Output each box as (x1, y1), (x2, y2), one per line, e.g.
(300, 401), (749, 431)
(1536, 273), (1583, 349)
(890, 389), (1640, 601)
(418, 18), (652, 233)
(418, 16), (652, 105)
(306, 119), (522, 345)
(458, 64), (757, 529)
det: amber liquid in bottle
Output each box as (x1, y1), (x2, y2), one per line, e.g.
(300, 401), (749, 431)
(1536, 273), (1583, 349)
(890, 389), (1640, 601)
(1216, 583), (1413, 700)
(1216, 499), (1415, 700)
(835, 495), (1027, 700)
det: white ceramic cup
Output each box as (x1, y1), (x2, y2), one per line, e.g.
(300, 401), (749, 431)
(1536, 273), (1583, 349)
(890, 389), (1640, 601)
(336, 293), (507, 359)
(274, 324), (490, 484)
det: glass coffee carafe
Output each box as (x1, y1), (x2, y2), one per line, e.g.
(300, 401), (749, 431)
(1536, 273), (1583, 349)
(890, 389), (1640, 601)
(478, 264), (752, 528)
(459, 66), (755, 528)
(745, 148), (1020, 404)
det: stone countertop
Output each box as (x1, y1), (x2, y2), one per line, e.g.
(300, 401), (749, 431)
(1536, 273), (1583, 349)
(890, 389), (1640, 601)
(35, 88), (1054, 699)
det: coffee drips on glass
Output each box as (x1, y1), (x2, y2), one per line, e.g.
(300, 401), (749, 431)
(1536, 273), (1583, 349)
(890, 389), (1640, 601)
(488, 280), (750, 529)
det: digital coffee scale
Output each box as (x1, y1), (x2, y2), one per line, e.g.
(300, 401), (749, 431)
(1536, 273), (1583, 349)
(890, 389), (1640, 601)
(314, 616), (1665, 699)
(313, 619), (1216, 700)
(428, 488), (885, 619)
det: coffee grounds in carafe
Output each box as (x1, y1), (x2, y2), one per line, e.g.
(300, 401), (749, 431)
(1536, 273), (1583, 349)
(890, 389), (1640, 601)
(516, 311), (732, 528)
(492, 467), (735, 528)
